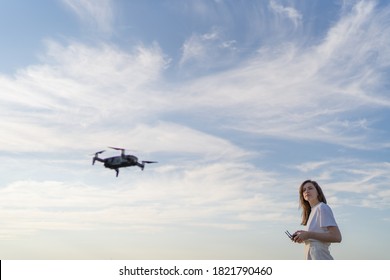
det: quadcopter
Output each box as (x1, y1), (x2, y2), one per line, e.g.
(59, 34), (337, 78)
(92, 147), (157, 177)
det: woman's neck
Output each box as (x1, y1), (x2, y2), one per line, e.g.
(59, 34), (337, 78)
(309, 200), (320, 208)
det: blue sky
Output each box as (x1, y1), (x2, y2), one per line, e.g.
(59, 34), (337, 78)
(0, 0), (389, 259)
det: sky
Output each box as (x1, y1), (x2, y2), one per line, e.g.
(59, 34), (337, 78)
(0, 0), (389, 260)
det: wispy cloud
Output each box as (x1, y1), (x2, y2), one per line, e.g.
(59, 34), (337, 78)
(289, 159), (390, 209)
(0, 41), (170, 152)
(269, 0), (302, 28)
(179, 27), (237, 68)
(62, 0), (115, 34)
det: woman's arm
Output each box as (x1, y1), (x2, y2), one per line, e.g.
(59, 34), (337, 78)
(293, 226), (342, 243)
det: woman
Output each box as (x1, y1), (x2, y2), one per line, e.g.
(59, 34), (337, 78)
(293, 180), (342, 260)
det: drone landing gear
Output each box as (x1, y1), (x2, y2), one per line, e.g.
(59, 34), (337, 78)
(115, 169), (119, 177)
(136, 162), (145, 171)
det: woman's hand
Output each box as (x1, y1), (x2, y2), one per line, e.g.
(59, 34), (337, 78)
(292, 230), (309, 243)
(293, 227), (342, 243)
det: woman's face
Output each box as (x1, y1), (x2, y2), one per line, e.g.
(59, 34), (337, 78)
(302, 182), (319, 205)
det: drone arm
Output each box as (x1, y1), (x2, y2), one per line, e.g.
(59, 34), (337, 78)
(92, 157), (104, 165)
(137, 161), (157, 170)
(92, 150), (105, 165)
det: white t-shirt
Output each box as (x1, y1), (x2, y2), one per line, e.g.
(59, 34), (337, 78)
(304, 202), (338, 260)
(306, 202), (337, 238)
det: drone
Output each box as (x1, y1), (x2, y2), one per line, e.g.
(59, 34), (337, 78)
(92, 147), (157, 177)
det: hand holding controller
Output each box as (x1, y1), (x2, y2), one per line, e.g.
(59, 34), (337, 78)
(285, 230), (297, 241)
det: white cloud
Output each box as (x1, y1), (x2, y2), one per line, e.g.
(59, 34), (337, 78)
(62, 0), (114, 34)
(269, 0), (302, 28)
(179, 28), (221, 66)
(0, 41), (170, 152)
(179, 27), (238, 68)
(293, 161), (332, 173)
(1, 0), (389, 160)
(0, 162), (280, 239)
(289, 159), (390, 209)
(1, 1), (389, 159)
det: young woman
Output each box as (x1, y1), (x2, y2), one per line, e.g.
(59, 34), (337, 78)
(293, 180), (342, 260)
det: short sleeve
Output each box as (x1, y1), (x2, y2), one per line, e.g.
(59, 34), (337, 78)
(319, 203), (337, 228)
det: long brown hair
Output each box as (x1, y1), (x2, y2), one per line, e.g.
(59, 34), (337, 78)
(299, 180), (327, 225)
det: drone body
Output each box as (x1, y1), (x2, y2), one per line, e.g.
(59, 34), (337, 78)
(92, 147), (157, 177)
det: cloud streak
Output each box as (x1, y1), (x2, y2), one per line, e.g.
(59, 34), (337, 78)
(269, 0), (302, 28)
(62, 0), (115, 34)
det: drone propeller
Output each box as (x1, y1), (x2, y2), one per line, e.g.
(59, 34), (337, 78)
(142, 161), (158, 164)
(108, 146), (125, 151)
(90, 150), (105, 156)
(108, 146), (127, 157)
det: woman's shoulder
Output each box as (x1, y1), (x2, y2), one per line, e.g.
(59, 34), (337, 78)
(318, 202), (334, 213)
